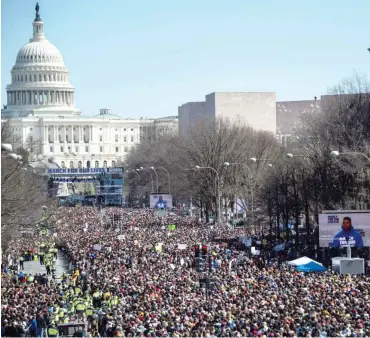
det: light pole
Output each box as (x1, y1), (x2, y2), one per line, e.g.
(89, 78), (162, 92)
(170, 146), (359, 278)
(330, 150), (370, 163)
(195, 165), (221, 224)
(149, 167), (159, 193)
(156, 167), (171, 193)
(224, 162), (254, 228)
(137, 168), (154, 193)
(249, 157), (274, 229)
(127, 169), (140, 179)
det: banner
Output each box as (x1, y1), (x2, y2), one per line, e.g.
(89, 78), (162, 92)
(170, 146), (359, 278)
(319, 211), (369, 248)
(150, 194), (173, 209)
(48, 167), (124, 175)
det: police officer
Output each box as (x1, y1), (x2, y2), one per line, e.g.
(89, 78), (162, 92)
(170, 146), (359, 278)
(19, 255), (24, 270)
(75, 302), (86, 321)
(39, 250), (45, 265)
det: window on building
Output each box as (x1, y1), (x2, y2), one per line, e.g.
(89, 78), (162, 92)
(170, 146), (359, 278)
(34, 75), (37, 81)
(61, 161), (65, 168)
(78, 161), (82, 168)
(131, 136), (134, 142)
(39, 74), (42, 81)
(66, 135), (69, 142)
(95, 161), (99, 168)
(112, 160), (116, 167)
(131, 128), (133, 131)
(68, 146), (71, 153)
(103, 161), (107, 168)
(100, 128), (102, 130)
(70, 161), (74, 168)
(124, 147), (128, 152)
(75, 146), (79, 152)
(124, 137), (127, 142)
(100, 146), (103, 152)
(115, 147), (119, 152)
(50, 146), (53, 152)
(115, 135), (118, 142)
(100, 136), (103, 142)
(124, 128), (126, 131)
(61, 146), (64, 152)
(85, 146), (89, 152)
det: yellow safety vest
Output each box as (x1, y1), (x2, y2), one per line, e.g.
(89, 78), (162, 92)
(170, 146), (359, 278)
(48, 327), (59, 336)
(27, 276), (34, 282)
(86, 307), (94, 316)
(76, 303), (85, 311)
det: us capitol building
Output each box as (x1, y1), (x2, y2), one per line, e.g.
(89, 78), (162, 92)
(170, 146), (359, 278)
(1, 4), (177, 169)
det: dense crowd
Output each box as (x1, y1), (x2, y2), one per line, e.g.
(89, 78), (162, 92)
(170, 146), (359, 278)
(2, 207), (370, 337)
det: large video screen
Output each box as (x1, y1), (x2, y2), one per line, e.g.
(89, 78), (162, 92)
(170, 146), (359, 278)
(150, 194), (173, 209)
(48, 167), (124, 206)
(319, 211), (369, 248)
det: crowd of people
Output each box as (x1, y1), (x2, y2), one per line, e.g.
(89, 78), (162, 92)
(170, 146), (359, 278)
(2, 206), (370, 337)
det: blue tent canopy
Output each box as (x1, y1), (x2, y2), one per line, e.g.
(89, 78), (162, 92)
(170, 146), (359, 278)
(296, 261), (327, 272)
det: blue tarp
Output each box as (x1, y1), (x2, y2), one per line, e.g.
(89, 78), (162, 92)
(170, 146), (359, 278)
(296, 261), (327, 272)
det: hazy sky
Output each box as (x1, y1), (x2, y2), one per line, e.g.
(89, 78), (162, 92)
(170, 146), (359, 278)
(1, 0), (369, 118)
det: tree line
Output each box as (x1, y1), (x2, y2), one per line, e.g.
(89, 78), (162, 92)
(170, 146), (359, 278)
(124, 75), (370, 242)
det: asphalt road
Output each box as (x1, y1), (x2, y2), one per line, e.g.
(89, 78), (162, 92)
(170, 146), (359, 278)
(22, 251), (70, 277)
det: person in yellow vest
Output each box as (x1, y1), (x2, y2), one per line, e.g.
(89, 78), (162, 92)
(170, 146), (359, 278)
(75, 302), (86, 321)
(58, 308), (65, 321)
(26, 274), (34, 283)
(75, 286), (81, 296)
(92, 290), (101, 308)
(19, 255), (25, 270)
(47, 323), (59, 337)
(52, 247), (58, 259)
(85, 305), (94, 319)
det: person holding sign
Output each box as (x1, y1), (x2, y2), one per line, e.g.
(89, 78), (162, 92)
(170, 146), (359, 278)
(330, 217), (364, 248)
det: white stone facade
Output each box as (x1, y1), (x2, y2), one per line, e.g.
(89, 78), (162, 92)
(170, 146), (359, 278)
(1, 5), (177, 168)
(178, 92), (276, 138)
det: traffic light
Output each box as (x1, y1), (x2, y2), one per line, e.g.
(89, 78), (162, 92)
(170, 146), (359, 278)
(201, 244), (208, 258)
(194, 245), (200, 258)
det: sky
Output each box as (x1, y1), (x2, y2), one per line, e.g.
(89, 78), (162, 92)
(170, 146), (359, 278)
(1, 0), (369, 118)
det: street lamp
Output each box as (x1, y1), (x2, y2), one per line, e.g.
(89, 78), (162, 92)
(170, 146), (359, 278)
(195, 165), (221, 224)
(137, 167), (154, 193)
(1, 144), (13, 152)
(250, 157), (274, 166)
(127, 169), (140, 179)
(155, 167), (171, 193)
(149, 167), (159, 193)
(330, 150), (370, 162)
(224, 161), (254, 227)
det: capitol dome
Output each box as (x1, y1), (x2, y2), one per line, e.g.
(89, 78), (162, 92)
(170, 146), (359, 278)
(16, 40), (65, 66)
(3, 3), (80, 117)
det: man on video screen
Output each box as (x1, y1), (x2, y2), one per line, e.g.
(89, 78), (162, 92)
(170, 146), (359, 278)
(154, 195), (167, 209)
(330, 217), (364, 248)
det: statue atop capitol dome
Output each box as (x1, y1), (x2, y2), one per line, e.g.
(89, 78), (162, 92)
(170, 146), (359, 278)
(34, 2), (42, 22)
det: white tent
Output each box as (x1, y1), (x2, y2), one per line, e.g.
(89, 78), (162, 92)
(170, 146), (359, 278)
(287, 256), (323, 267)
